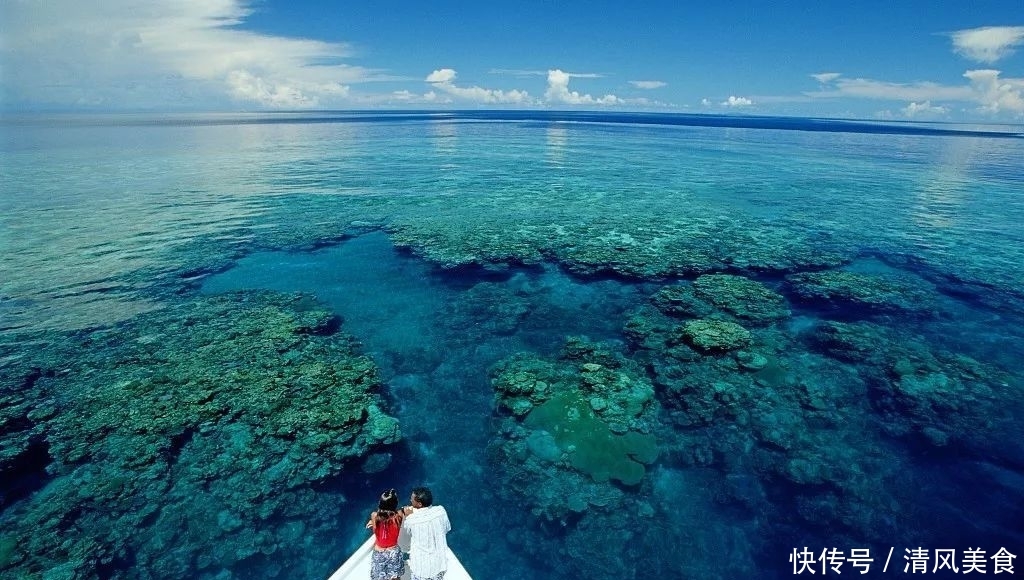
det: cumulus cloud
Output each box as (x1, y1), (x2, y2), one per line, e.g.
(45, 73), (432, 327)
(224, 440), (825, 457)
(951, 26), (1024, 64)
(629, 80), (667, 89)
(721, 96), (753, 107)
(425, 68), (532, 104)
(963, 69), (1024, 114)
(545, 69), (623, 105)
(226, 70), (336, 108)
(1, 0), (381, 109)
(425, 69), (458, 83)
(811, 72), (842, 84)
(901, 101), (949, 117)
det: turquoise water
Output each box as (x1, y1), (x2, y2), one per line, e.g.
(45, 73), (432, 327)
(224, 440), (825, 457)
(2, 112), (1023, 579)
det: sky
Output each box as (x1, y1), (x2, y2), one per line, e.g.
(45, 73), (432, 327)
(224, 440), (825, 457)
(1, 0), (1023, 120)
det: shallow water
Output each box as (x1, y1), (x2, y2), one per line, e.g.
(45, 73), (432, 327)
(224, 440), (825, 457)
(2, 112), (1023, 579)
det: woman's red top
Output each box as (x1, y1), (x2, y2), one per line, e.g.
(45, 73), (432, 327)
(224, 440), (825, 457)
(374, 516), (401, 548)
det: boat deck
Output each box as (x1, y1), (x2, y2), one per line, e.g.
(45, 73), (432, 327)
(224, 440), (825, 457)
(327, 536), (473, 580)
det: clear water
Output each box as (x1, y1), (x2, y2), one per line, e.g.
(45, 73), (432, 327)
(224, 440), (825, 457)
(2, 112), (1023, 579)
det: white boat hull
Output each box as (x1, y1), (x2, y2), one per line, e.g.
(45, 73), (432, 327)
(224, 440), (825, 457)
(327, 536), (473, 580)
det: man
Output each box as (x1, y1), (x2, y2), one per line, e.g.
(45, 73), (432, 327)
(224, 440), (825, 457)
(398, 486), (451, 580)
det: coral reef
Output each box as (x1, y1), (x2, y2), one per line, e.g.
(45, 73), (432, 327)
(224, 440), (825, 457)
(447, 280), (533, 337)
(491, 355), (562, 417)
(0, 292), (400, 579)
(389, 213), (850, 279)
(786, 270), (936, 314)
(650, 285), (714, 318)
(677, 319), (753, 353)
(805, 320), (890, 363)
(623, 299), (959, 546)
(691, 274), (790, 324)
(489, 338), (659, 521)
(802, 318), (1016, 458)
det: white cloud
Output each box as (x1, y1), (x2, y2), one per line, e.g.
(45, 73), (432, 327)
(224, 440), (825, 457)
(387, 89), (447, 104)
(488, 69), (548, 77)
(425, 68), (533, 104)
(811, 72), (842, 84)
(951, 26), (1024, 64)
(629, 80), (667, 89)
(901, 101), (949, 117)
(1, 0), (381, 109)
(225, 70), (345, 108)
(963, 69), (1024, 114)
(425, 69), (457, 83)
(701, 98), (712, 106)
(806, 70), (1024, 116)
(721, 96), (753, 107)
(544, 69), (623, 105)
(809, 78), (974, 102)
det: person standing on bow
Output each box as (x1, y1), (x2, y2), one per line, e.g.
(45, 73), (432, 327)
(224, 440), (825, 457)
(398, 486), (451, 580)
(365, 489), (406, 580)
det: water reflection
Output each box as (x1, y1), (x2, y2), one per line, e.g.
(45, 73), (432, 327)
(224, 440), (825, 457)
(907, 137), (979, 252)
(430, 120), (459, 159)
(0, 122), (292, 331)
(546, 124), (568, 168)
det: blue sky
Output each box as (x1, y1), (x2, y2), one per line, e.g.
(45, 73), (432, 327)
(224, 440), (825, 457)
(2, 0), (1023, 120)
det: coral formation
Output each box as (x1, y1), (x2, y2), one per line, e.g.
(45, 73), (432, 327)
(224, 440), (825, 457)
(677, 319), (753, 353)
(691, 274), (790, 323)
(490, 338), (659, 522)
(786, 270), (935, 314)
(389, 212), (850, 279)
(0, 292), (400, 579)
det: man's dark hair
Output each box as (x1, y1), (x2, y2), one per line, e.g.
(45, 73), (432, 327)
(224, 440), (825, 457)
(412, 486), (433, 507)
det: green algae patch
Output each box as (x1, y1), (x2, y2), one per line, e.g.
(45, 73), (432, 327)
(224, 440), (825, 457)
(491, 339), (657, 433)
(490, 339), (661, 521)
(525, 392), (657, 486)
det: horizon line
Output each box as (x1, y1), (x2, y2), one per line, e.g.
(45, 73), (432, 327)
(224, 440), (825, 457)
(3, 109), (1021, 138)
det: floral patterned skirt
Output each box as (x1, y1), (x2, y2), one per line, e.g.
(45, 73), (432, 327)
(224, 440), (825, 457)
(370, 546), (405, 580)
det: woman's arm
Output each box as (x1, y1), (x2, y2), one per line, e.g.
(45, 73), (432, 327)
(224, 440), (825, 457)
(365, 511), (377, 529)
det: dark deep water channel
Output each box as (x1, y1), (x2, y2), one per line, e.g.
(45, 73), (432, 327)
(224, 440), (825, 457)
(201, 231), (655, 577)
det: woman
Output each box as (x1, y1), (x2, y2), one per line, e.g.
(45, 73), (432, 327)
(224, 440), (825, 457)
(365, 489), (406, 580)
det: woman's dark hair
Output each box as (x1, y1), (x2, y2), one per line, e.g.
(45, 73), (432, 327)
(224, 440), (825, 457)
(376, 489), (401, 523)
(411, 486), (433, 507)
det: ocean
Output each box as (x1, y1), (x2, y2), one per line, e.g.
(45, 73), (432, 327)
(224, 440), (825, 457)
(1, 111), (1022, 579)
